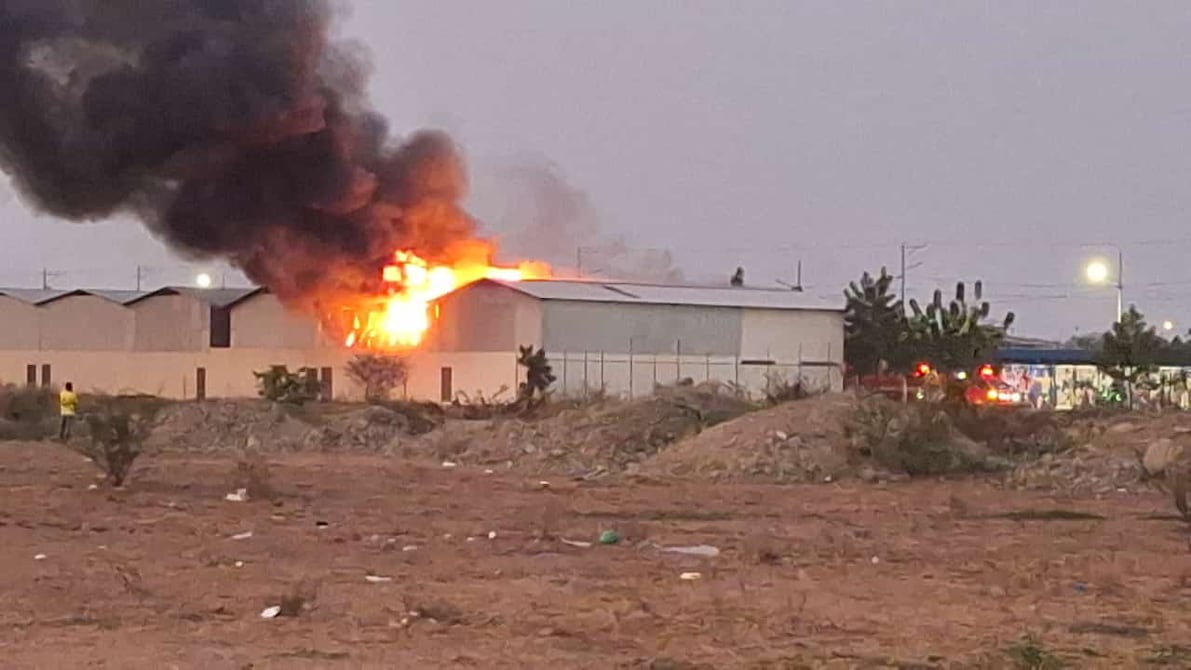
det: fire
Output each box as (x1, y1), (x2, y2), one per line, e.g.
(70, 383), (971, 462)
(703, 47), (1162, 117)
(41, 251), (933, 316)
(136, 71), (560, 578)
(344, 247), (549, 350)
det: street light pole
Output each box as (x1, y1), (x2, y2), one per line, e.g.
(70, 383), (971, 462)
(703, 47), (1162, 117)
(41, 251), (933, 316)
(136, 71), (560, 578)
(1115, 248), (1123, 323)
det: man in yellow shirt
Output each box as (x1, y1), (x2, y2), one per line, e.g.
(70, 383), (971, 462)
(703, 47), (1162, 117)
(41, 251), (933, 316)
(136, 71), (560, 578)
(58, 382), (78, 440)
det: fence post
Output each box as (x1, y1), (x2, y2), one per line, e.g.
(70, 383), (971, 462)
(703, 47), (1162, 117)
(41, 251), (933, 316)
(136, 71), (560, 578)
(676, 339), (682, 382)
(583, 351), (589, 394)
(628, 338), (635, 398)
(562, 350), (568, 394)
(599, 351), (605, 392)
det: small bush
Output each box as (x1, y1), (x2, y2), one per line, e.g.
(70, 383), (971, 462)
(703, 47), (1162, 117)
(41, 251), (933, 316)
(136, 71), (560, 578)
(234, 450), (276, 501)
(254, 366), (322, 405)
(80, 412), (149, 486)
(845, 397), (989, 476)
(346, 354), (407, 402)
(0, 384), (57, 440)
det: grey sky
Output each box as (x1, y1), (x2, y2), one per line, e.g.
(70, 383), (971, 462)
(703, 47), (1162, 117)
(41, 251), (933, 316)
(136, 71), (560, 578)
(3, 1), (1191, 339)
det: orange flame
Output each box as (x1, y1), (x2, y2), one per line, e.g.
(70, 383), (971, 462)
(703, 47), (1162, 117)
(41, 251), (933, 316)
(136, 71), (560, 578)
(344, 245), (549, 350)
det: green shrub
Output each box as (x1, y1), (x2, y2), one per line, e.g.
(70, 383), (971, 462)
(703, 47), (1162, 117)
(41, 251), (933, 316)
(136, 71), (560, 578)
(254, 365), (322, 405)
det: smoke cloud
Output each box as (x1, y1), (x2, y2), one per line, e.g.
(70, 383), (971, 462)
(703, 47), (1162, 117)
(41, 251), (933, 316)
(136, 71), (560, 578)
(0, 0), (478, 307)
(487, 157), (683, 283)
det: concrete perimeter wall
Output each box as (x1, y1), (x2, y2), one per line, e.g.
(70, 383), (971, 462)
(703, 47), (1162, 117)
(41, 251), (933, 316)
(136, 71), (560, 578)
(0, 350), (521, 404)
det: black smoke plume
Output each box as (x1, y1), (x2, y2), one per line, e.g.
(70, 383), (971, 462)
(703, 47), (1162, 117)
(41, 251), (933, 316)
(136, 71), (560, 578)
(0, 0), (476, 307)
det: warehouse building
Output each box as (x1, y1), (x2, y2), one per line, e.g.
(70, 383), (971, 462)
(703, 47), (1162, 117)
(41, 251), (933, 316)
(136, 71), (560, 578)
(423, 278), (845, 401)
(0, 278), (846, 402)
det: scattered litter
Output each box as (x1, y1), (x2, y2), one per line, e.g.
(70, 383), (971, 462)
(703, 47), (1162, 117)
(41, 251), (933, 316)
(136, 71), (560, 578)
(365, 575), (393, 583)
(87, 484), (98, 491)
(368, 534), (380, 543)
(487, 530), (498, 540)
(598, 530), (621, 545)
(33, 554), (46, 561)
(230, 531), (254, 541)
(441, 461), (458, 469)
(315, 521), (329, 529)
(234, 561), (244, 568)
(537, 480), (551, 489)
(871, 556), (880, 565)
(774, 430), (788, 441)
(260, 605), (282, 619)
(483, 469), (495, 475)
(442, 533), (453, 540)
(561, 538), (593, 548)
(466, 536), (476, 542)
(401, 544), (419, 552)
(225, 488), (248, 502)
(660, 544), (719, 557)
(679, 572), (702, 581)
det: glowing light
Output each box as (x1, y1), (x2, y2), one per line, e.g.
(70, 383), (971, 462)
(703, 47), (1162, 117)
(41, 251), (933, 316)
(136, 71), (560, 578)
(195, 273), (213, 288)
(1084, 259), (1110, 284)
(1163, 320), (1174, 331)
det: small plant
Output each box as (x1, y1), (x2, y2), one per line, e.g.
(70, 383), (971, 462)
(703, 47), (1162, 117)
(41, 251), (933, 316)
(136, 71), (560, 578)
(516, 345), (556, 410)
(0, 384), (57, 440)
(763, 371), (812, 405)
(80, 412), (148, 487)
(1006, 635), (1066, 670)
(345, 354), (407, 402)
(234, 450), (276, 501)
(254, 365), (322, 405)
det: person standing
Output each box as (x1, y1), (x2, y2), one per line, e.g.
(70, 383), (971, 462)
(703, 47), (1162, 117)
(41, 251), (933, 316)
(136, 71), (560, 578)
(58, 382), (78, 440)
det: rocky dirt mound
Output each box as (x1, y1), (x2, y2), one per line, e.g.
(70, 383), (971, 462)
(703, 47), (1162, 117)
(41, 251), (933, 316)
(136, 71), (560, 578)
(404, 382), (758, 476)
(639, 394), (858, 482)
(148, 401), (416, 453)
(1006, 410), (1191, 495)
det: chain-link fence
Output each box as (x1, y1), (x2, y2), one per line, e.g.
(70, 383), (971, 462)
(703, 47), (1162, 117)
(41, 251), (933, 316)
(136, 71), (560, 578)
(549, 351), (842, 399)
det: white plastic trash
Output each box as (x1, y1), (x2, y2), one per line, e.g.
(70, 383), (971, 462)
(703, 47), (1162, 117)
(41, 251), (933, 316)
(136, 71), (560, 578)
(661, 545), (720, 557)
(679, 572), (702, 581)
(260, 605), (282, 619)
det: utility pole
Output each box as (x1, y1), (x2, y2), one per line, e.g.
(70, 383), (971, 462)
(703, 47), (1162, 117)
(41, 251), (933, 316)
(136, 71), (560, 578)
(898, 243), (926, 305)
(136, 265), (145, 291)
(40, 268), (62, 290)
(1115, 248), (1124, 323)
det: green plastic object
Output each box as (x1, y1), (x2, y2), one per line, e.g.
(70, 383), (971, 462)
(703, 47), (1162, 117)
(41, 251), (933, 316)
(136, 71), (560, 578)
(598, 530), (620, 545)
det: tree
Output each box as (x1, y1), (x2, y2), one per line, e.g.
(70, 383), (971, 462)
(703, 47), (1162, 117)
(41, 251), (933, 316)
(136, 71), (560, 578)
(844, 268), (908, 376)
(905, 280), (1014, 375)
(1097, 306), (1164, 407)
(346, 354), (407, 402)
(516, 345), (556, 408)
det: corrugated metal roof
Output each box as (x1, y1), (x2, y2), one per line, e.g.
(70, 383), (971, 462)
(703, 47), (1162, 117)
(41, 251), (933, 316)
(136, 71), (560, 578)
(0, 286), (264, 307)
(0, 288), (74, 305)
(481, 278), (845, 311)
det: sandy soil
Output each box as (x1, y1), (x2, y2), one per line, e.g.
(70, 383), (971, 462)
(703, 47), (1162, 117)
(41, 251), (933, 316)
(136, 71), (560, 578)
(0, 442), (1188, 669)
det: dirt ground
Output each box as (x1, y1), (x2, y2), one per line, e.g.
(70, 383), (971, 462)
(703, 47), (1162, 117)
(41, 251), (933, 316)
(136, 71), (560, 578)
(0, 442), (1188, 669)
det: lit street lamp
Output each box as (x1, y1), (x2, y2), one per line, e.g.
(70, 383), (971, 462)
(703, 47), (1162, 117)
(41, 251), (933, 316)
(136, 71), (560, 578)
(1083, 251), (1123, 323)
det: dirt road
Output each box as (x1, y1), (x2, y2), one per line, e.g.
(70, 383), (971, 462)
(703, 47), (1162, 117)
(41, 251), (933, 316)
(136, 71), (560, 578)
(0, 442), (1187, 668)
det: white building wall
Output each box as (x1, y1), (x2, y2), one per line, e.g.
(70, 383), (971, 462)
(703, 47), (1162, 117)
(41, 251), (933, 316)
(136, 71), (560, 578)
(740, 308), (845, 391)
(131, 293), (209, 352)
(0, 296), (39, 350)
(231, 293), (328, 349)
(39, 295), (134, 351)
(541, 301), (742, 355)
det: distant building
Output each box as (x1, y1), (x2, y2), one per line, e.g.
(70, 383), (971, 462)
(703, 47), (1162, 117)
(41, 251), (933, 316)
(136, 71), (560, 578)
(423, 278), (845, 401)
(0, 279), (847, 402)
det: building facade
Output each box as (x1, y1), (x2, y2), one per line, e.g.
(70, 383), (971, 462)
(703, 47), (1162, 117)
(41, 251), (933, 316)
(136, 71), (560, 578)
(0, 279), (847, 403)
